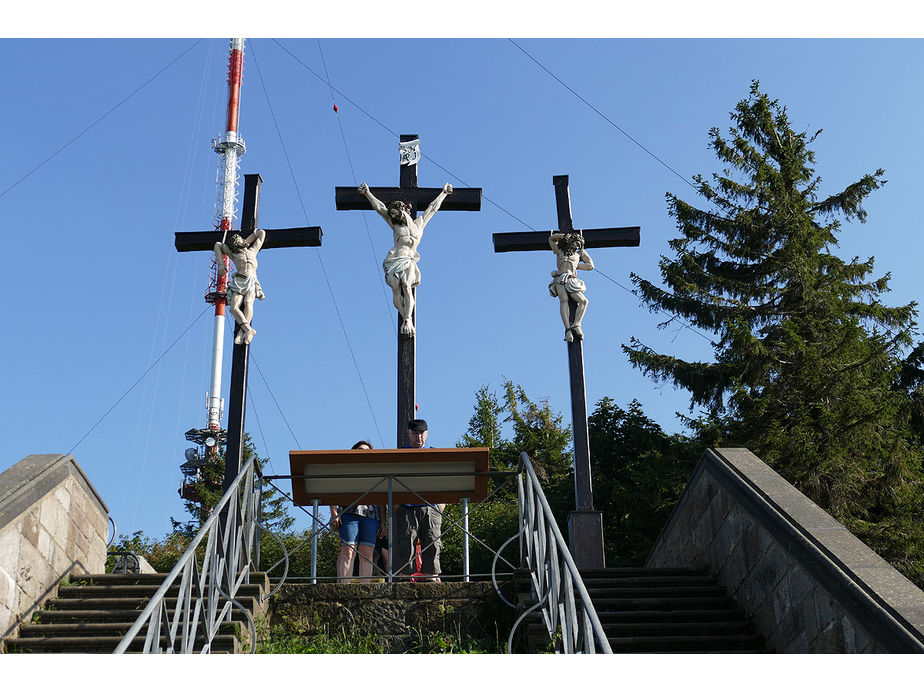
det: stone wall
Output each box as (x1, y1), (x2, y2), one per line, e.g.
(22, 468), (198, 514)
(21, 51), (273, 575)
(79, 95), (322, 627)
(267, 581), (515, 652)
(647, 448), (924, 653)
(0, 454), (109, 643)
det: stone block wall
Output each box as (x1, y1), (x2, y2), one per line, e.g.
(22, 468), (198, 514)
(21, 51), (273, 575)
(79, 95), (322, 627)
(0, 454), (109, 643)
(267, 581), (515, 652)
(647, 448), (924, 653)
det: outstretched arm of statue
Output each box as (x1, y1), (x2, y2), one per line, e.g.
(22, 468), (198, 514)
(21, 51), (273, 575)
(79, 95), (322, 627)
(243, 228), (266, 252)
(419, 183), (453, 228)
(577, 249), (595, 272)
(358, 182), (389, 220)
(214, 241), (229, 274)
(549, 233), (563, 252)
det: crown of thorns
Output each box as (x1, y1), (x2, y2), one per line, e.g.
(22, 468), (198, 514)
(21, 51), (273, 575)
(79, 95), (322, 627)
(387, 200), (411, 214)
(557, 232), (585, 254)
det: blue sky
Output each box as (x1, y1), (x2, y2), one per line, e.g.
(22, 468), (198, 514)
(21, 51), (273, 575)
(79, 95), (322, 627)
(4, 30), (924, 543)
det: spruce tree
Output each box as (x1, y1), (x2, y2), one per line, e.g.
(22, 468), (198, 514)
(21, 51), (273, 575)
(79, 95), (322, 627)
(447, 381), (575, 574)
(624, 82), (923, 573)
(172, 434), (293, 535)
(588, 398), (696, 564)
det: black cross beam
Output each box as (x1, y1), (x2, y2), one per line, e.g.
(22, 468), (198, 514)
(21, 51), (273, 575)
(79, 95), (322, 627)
(176, 173), (322, 490)
(336, 134), (482, 448)
(492, 174), (640, 569)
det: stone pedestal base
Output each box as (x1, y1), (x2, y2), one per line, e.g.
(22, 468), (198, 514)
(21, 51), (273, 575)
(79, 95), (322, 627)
(568, 511), (605, 570)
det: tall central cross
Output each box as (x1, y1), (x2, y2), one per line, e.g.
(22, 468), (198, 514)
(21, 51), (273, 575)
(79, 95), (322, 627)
(176, 173), (322, 489)
(336, 134), (481, 447)
(493, 174), (640, 569)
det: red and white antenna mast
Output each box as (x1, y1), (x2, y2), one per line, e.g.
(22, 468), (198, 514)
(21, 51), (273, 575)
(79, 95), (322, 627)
(205, 37), (246, 450)
(180, 38), (246, 505)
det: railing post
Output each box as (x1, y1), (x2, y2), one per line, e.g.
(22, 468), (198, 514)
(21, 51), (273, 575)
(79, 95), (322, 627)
(310, 500), (319, 585)
(517, 473), (525, 568)
(255, 480), (263, 571)
(387, 475), (394, 584)
(462, 497), (470, 582)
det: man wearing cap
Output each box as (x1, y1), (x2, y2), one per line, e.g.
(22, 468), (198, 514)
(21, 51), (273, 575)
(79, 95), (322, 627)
(394, 418), (445, 580)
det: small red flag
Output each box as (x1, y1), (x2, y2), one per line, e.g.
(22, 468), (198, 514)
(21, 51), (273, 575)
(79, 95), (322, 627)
(332, 104), (339, 113)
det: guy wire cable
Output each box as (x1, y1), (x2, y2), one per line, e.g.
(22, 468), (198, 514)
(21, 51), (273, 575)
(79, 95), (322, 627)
(250, 41), (386, 449)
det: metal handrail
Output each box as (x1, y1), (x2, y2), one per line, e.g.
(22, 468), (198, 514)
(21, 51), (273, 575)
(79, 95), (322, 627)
(113, 455), (261, 654)
(510, 452), (612, 654)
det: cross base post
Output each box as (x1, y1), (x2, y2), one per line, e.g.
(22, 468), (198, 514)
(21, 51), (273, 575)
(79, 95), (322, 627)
(218, 324), (249, 562)
(567, 300), (593, 511)
(397, 329), (415, 449)
(223, 327), (249, 492)
(568, 510), (605, 569)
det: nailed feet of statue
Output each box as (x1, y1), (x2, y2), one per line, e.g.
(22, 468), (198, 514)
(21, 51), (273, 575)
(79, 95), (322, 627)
(565, 326), (584, 342)
(234, 324), (257, 345)
(399, 319), (416, 337)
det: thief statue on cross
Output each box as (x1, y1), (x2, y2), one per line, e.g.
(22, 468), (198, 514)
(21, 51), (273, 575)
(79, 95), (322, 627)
(358, 180), (453, 336)
(548, 231), (594, 342)
(215, 228), (266, 345)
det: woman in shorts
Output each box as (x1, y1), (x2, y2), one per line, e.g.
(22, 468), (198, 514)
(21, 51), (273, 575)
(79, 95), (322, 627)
(329, 440), (384, 583)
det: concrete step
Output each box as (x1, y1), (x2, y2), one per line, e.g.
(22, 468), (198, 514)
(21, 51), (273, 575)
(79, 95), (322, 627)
(606, 633), (765, 653)
(56, 583), (264, 599)
(598, 620), (755, 637)
(6, 634), (241, 654)
(19, 621), (237, 638)
(73, 572), (172, 583)
(578, 567), (709, 578)
(526, 619), (759, 645)
(580, 574), (718, 587)
(71, 572), (270, 591)
(593, 608), (746, 623)
(582, 585), (728, 599)
(35, 609), (184, 623)
(581, 595), (734, 611)
(44, 594), (261, 613)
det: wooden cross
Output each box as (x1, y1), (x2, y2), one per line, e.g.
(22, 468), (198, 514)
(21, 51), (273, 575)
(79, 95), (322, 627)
(176, 173), (322, 489)
(492, 174), (640, 569)
(336, 134), (482, 447)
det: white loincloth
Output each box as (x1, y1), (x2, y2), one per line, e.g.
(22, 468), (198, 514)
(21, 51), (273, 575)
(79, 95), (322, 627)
(549, 271), (586, 297)
(383, 253), (420, 286)
(226, 272), (264, 300)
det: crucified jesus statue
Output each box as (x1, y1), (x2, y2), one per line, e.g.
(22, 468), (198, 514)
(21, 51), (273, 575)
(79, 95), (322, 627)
(358, 181), (453, 336)
(215, 228), (266, 345)
(548, 231), (594, 342)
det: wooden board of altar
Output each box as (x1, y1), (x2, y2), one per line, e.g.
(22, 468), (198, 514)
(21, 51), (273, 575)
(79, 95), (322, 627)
(288, 447), (490, 506)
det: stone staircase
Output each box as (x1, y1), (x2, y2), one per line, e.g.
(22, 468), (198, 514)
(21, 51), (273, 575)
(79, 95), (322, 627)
(5, 571), (269, 653)
(5, 567), (765, 654)
(522, 567), (766, 653)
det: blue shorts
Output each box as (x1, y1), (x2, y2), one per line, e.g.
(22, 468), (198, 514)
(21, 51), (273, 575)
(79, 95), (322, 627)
(339, 513), (378, 547)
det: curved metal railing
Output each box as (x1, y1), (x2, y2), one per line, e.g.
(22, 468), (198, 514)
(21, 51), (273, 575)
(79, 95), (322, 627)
(509, 452), (612, 654)
(113, 455), (262, 654)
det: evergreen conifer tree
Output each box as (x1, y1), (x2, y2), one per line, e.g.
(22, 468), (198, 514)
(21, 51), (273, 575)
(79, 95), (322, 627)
(172, 434), (293, 535)
(624, 83), (924, 577)
(588, 398), (696, 564)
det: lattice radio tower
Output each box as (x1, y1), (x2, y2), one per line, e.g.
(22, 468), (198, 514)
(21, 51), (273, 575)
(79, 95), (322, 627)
(181, 38), (246, 503)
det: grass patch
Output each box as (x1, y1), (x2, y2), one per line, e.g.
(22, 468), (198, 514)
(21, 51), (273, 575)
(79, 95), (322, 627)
(256, 623), (505, 654)
(257, 626), (384, 654)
